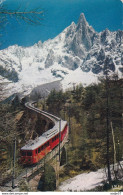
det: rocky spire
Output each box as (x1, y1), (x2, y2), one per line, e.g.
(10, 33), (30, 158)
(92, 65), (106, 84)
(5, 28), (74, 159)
(76, 13), (88, 30)
(71, 13), (96, 53)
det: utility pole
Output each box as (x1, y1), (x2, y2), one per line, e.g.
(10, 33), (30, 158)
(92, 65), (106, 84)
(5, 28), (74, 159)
(105, 66), (112, 185)
(12, 137), (16, 189)
(63, 106), (65, 120)
(117, 140), (120, 162)
(59, 119), (61, 162)
(68, 103), (71, 136)
(121, 86), (123, 160)
(111, 122), (116, 165)
(44, 148), (46, 187)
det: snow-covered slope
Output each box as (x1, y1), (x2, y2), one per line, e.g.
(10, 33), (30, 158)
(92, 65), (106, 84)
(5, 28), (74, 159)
(0, 13), (122, 97)
(59, 162), (123, 192)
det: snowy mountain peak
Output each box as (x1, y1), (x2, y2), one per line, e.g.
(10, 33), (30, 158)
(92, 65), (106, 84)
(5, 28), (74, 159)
(0, 13), (122, 98)
(69, 13), (96, 58)
(77, 13), (88, 28)
(76, 13), (95, 34)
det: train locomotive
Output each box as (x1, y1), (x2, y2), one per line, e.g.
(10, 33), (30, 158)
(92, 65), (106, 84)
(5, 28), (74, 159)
(20, 103), (68, 165)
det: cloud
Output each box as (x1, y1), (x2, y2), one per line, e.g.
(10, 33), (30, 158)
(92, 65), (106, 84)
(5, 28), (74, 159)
(120, 0), (123, 3)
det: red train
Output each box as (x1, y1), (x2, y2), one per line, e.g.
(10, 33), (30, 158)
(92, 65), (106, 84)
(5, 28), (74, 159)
(20, 120), (68, 165)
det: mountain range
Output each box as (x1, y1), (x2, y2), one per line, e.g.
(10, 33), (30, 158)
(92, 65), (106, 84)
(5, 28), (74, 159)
(0, 13), (122, 99)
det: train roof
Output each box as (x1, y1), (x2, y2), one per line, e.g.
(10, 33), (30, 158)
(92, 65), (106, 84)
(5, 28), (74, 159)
(21, 120), (67, 151)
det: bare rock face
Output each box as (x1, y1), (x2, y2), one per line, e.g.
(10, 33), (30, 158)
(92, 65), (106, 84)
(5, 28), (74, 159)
(69, 13), (96, 59)
(116, 30), (123, 44)
(104, 55), (115, 72)
(75, 13), (95, 50)
(97, 48), (105, 61)
(45, 49), (55, 68)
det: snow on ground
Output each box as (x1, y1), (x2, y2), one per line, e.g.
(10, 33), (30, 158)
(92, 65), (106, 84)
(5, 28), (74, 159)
(59, 168), (106, 192)
(61, 67), (100, 90)
(59, 162), (123, 192)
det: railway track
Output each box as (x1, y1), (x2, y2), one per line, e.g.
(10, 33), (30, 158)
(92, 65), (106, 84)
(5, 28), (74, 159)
(0, 102), (68, 191)
(21, 102), (68, 165)
(25, 102), (60, 123)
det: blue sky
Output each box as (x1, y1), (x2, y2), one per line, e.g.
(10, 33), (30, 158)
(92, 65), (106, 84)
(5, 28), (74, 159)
(0, 0), (123, 49)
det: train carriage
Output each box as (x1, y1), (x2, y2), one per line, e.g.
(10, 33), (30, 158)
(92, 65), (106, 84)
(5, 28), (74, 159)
(20, 119), (68, 165)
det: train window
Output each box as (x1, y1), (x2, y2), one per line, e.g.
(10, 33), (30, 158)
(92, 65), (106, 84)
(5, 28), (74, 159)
(38, 148), (41, 153)
(21, 151), (26, 156)
(52, 138), (54, 142)
(27, 151), (32, 156)
(35, 150), (38, 154)
(48, 141), (49, 146)
(41, 146), (43, 150)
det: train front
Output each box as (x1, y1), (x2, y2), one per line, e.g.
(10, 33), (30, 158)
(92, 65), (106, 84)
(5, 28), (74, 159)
(20, 149), (35, 165)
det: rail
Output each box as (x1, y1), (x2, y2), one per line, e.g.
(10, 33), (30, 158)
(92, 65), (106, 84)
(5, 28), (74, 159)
(0, 102), (69, 192)
(25, 102), (60, 123)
